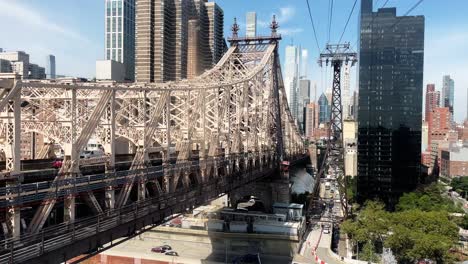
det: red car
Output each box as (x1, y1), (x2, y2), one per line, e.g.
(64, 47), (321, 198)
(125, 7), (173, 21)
(52, 160), (63, 169)
(151, 245), (171, 253)
(151, 247), (166, 253)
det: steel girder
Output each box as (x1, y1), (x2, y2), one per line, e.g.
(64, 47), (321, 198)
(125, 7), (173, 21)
(0, 42), (305, 238)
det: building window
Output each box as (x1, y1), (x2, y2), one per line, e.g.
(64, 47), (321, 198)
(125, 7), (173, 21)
(112, 17), (116, 33)
(118, 49), (122, 62)
(118, 34), (122, 48)
(112, 34), (116, 48)
(118, 1), (122, 15)
(112, 1), (116, 16)
(112, 49), (116, 61)
(107, 1), (111, 16)
(106, 34), (110, 48)
(106, 49), (111, 60)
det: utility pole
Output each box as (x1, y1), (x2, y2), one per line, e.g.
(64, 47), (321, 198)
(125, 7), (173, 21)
(318, 43), (357, 219)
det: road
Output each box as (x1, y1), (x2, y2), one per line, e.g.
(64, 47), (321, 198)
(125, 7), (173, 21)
(102, 230), (292, 264)
(294, 167), (348, 264)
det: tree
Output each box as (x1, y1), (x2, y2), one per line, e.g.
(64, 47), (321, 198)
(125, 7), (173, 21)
(340, 201), (390, 259)
(396, 183), (462, 213)
(361, 240), (380, 263)
(450, 177), (468, 198)
(385, 210), (458, 264)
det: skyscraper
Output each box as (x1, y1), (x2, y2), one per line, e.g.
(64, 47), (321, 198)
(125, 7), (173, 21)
(297, 79), (311, 132)
(246, 12), (257, 38)
(45, 55), (56, 79)
(357, 0), (424, 204)
(135, 0), (224, 83)
(300, 49), (308, 78)
(205, 2), (225, 65)
(105, 0), (135, 81)
(425, 84), (440, 121)
(305, 103), (319, 139)
(318, 93), (330, 124)
(442, 75), (454, 116)
(284, 45), (299, 118)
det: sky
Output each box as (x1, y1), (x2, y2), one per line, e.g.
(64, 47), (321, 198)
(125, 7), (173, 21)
(0, 0), (467, 122)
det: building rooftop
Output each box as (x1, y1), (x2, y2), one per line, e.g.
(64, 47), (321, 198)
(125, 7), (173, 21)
(272, 203), (303, 209)
(449, 147), (468, 162)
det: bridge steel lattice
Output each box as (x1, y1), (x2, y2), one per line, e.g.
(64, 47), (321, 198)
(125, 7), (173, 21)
(0, 30), (304, 261)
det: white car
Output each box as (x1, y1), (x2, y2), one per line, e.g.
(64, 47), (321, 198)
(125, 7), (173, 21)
(80, 149), (104, 159)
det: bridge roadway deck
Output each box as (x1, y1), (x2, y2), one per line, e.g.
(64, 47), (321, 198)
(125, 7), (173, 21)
(0, 155), (308, 264)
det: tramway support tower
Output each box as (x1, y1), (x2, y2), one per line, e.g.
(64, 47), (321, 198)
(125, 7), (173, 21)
(318, 43), (357, 218)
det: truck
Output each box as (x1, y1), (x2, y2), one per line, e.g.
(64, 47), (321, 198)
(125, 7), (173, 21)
(325, 182), (331, 190)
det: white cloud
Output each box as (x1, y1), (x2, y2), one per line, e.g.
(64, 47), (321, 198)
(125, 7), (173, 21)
(277, 6), (295, 24)
(256, 6), (298, 34)
(0, 0), (89, 43)
(278, 27), (304, 36)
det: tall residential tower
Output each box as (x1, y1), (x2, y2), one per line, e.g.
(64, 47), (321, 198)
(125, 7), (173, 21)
(135, 0), (224, 83)
(357, 0), (425, 205)
(246, 12), (257, 38)
(105, 0), (135, 81)
(284, 45), (299, 118)
(45, 55), (56, 79)
(442, 75), (455, 117)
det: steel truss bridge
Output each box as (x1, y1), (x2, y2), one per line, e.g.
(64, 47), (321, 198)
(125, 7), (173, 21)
(0, 29), (305, 263)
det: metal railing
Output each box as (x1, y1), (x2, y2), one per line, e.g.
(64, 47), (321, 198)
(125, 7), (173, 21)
(0, 152), (289, 264)
(0, 152), (272, 207)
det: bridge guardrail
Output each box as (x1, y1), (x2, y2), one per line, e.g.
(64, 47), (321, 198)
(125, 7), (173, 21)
(0, 152), (282, 208)
(0, 153), (301, 263)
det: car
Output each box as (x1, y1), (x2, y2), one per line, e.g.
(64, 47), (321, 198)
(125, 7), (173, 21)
(151, 245), (171, 253)
(323, 229), (330, 234)
(161, 245), (172, 250)
(165, 251), (178, 256)
(79, 149), (104, 159)
(151, 247), (166, 253)
(52, 160), (63, 169)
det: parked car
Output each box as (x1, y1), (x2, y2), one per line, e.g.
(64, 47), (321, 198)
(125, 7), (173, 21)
(161, 245), (172, 250)
(165, 251), (178, 256)
(151, 245), (171, 253)
(151, 247), (166, 253)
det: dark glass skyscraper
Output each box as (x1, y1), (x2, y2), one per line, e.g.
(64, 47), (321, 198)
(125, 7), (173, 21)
(357, 0), (425, 205)
(318, 93), (330, 124)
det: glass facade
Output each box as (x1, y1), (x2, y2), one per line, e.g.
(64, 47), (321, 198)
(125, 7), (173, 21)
(357, 0), (425, 205)
(105, 0), (135, 81)
(45, 54), (55, 79)
(318, 93), (330, 124)
(442, 75), (454, 116)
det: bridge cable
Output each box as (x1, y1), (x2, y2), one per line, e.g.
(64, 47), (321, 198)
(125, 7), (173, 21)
(387, 0), (425, 30)
(305, 0), (322, 54)
(327, 0), (334, 44)
(352, 0), (390, 49)
(353, 0), (425, 49)
(337, 0), (359, 45)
